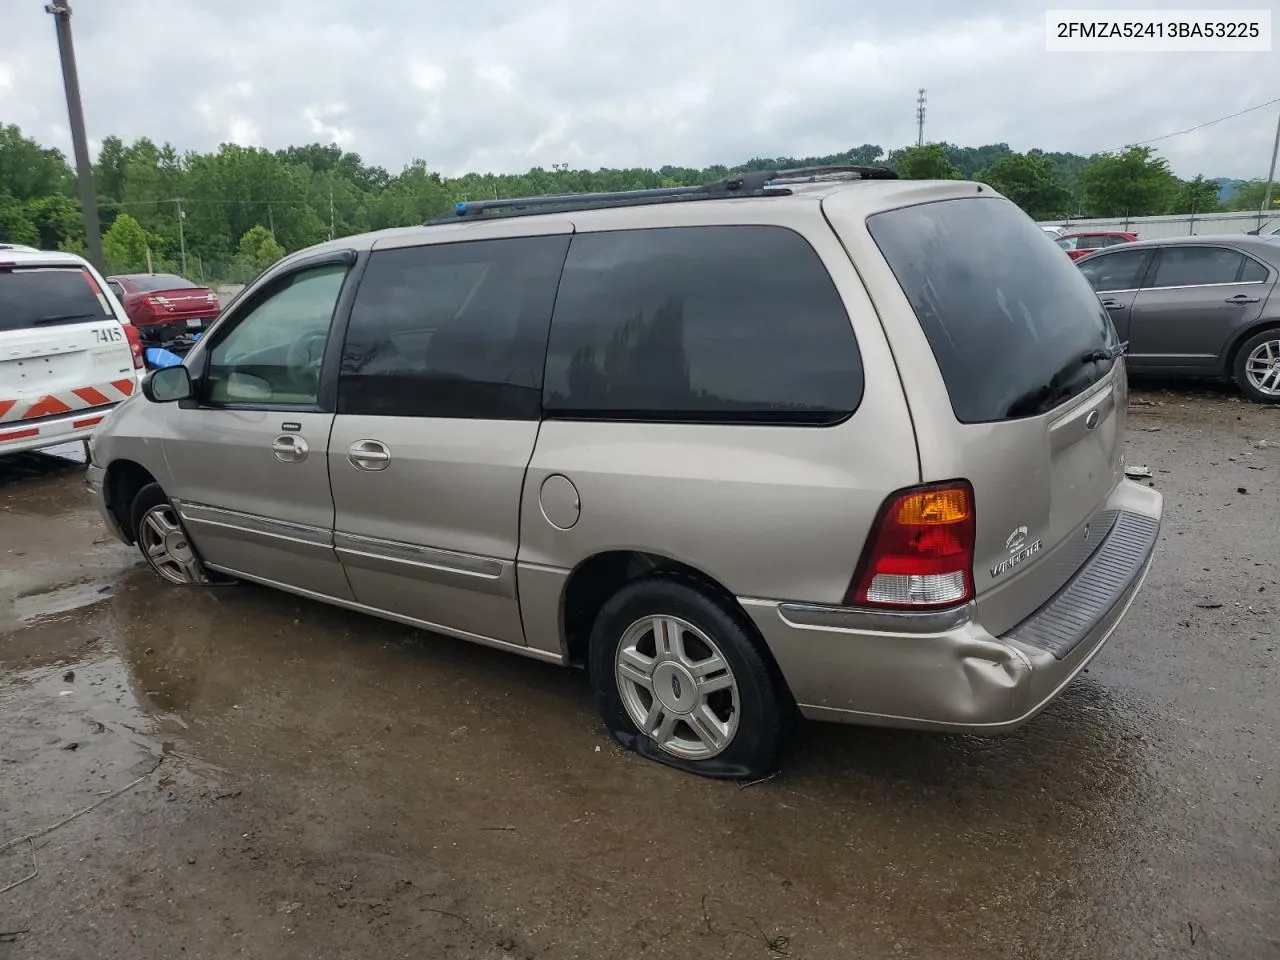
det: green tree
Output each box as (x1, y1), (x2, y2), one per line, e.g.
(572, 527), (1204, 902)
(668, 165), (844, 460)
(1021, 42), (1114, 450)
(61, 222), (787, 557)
(237, 224), (285, 270)
(23, 195), (82, 249)
(0, 192), (39, 246)
(1225, 179), (1280, 213)
(978, 152), (1072, 219)
(0, 124), (72, 200)
(891, 144), (962, 180)
(1167, 175), (1221, 215)
(1078, 146), (1178, 218)
(102, 213), (151, 273)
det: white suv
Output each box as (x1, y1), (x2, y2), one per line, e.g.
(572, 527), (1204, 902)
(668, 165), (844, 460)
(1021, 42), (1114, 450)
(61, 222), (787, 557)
(0, 246), (145, 456)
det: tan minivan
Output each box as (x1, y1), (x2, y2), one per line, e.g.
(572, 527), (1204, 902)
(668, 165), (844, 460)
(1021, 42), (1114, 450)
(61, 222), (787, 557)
(87, 167), (1163, 779)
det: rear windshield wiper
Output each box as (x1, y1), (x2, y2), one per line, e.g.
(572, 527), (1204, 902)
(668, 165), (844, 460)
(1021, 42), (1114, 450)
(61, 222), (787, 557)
(1006, 344), (1121, 417)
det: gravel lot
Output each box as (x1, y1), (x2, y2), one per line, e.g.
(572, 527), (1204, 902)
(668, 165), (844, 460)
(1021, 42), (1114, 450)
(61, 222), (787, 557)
(0, 380), (1276, 960)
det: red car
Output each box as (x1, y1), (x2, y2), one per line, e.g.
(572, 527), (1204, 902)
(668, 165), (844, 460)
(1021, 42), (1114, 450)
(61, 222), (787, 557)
(105, 273), (221, 346)
(1055, 231), (1139, 261)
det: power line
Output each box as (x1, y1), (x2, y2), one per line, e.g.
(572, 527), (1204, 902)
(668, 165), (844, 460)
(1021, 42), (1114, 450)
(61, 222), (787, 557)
(1108, 95), (1280, 152)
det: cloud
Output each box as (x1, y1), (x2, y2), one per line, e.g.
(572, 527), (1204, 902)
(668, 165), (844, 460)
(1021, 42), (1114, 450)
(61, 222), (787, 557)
(0, 0), (1275, 179)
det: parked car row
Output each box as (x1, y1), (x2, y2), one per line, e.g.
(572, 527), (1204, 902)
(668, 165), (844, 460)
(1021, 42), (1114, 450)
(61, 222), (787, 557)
(0, 244), (221, 458)
(0, 245), (145, 457)
(1072, 234), (1280, 404)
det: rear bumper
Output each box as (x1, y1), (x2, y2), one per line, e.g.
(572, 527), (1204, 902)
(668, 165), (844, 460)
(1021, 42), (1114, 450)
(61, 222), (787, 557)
(0, 407), (116, 457)
(740, 479), (1163, 733)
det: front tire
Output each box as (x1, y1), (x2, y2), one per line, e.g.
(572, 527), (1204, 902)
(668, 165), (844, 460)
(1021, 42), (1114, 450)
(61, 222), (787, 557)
(1233, 329), (1280, 404)
(131, 482), (211, 585)
(588, 576), (789, 780)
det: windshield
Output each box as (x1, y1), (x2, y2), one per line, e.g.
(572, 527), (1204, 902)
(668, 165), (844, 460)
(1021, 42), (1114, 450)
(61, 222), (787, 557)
(867, 196), (1119, 423)
(128, 274), (199, 292)
(0, 266), (115, 332)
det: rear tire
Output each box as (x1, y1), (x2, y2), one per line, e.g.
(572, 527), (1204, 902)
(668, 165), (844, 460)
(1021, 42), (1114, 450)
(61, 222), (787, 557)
(1233, 329), (1280, 404)
(130, 482), (212, 586)
(588, 576), (788, 780)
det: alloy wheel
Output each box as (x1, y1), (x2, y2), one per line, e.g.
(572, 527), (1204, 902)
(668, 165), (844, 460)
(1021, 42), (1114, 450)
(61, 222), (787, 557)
(138, 504), (204, 584)
(614, 614), (741, 760)
(1244, 338), (1280, 397)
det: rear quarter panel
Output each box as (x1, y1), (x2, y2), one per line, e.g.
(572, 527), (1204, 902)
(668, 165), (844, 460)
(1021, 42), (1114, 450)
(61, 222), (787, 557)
(516, 198), (920, 658)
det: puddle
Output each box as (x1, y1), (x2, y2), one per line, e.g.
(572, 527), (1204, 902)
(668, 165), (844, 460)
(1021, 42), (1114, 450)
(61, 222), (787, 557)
(11, 579), (114, 624)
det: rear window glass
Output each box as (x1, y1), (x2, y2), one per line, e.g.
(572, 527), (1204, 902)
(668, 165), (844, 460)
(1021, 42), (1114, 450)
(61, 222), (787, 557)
(127, 274), (197, 292)
(0, 266), (114, 332)
(867, 197), (1119, 423)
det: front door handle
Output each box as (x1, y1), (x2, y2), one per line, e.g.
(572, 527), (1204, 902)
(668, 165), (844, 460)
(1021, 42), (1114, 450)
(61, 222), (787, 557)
(1225, 294), (1261, 304)
(271, 434), (309, 463)
(348, 439), (391, 472)
(1100, 300), (1126, 311)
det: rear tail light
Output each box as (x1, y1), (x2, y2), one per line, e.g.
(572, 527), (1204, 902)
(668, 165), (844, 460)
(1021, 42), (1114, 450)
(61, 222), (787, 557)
(845, 481), (976, 609)
(122, 323), (145, 369)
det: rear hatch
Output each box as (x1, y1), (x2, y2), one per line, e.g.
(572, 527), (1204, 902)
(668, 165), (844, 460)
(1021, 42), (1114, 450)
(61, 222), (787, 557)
(842, 192), (1127, 635)
(0, 264), (137, 424)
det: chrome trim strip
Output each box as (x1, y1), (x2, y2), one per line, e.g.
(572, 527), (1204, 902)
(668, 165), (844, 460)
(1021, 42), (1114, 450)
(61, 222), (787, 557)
(772, 600), (974, 634)
(1095, 280), (1269, 295)
(332, 531), (503, 580)
(203, 561), (561, 665)
(175, 501), (333, 548)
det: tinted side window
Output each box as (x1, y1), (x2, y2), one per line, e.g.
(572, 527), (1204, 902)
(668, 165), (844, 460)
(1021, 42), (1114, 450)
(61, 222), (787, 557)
(339, 235), (570, 420)
(1240, 257), (1269, 283)
(1078, 249), (1150, 292)
(206, 263), (347, 405)
(1150, 247), (1244, 288)
(543, 226), (863, 424)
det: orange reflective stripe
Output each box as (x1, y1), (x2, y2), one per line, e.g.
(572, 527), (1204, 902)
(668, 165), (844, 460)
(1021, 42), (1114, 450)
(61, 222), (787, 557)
(111, 378), (136, 396)
(21, 395), (73, 419)
(73, 386), (112, 407)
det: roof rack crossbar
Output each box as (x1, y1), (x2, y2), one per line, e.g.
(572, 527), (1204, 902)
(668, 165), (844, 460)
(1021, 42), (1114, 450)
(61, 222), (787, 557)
(770, 164), (899, 182)
(423, 164), (899, 225)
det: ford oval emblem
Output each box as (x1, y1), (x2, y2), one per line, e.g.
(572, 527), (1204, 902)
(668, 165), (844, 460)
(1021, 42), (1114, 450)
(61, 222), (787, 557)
(671, 674), (683, 699)
(1085, 409), (1101, 430)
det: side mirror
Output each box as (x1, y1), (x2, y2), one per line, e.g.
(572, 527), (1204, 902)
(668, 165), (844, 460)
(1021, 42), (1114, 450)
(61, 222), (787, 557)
(142, 365), (193, 403)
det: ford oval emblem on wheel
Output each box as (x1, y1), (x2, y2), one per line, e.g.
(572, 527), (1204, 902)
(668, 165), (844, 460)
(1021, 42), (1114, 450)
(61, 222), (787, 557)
(1085, 409), (1101, 430)
(671, 675), (683, 699)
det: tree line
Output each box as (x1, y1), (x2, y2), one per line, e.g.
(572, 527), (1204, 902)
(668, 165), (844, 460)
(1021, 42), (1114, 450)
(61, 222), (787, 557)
(0, 122), (1274, 285)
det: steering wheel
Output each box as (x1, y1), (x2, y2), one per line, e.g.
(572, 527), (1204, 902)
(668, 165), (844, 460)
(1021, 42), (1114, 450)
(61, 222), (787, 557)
(286, 331), (328, 378)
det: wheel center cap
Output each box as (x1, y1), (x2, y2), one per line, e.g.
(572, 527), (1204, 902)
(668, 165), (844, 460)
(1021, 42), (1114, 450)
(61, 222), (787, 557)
(164, 531), (192, 561)
(652, 661), (698, 714)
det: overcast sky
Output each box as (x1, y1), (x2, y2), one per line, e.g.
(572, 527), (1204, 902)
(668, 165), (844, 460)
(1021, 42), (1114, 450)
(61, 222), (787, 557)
(0, 0), (1276, 180)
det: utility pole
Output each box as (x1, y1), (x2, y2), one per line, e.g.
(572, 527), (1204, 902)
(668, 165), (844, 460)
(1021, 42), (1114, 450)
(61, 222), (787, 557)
(267, 206), (275, 240)
(45, 2), (104, 272)
(916, 89), (927, 147)
(1261, 107), (1280, 223)
(174, 198), (187, 275)
(328, 185), (335, 242)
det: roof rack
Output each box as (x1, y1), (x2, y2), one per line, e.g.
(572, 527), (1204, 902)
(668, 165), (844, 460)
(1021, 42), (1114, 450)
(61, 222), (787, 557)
(425, 164), (898, 224)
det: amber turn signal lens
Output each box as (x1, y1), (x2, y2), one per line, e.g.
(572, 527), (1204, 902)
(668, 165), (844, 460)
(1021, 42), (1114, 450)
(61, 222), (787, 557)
(894, 488), (972, 526)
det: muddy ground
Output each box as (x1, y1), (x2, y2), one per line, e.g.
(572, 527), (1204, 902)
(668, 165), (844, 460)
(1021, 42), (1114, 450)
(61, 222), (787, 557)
(1, 380), (1276, 960)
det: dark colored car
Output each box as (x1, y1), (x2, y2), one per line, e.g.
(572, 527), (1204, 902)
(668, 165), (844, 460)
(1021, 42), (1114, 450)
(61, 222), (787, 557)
(1056, 231), (1139, 261)
(1076, 234), (1280, 403)
(105, 273), (221, 347)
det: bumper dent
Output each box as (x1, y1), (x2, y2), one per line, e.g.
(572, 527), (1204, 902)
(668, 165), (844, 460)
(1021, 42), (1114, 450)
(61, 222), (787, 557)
(741, 482), (1162, 733)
